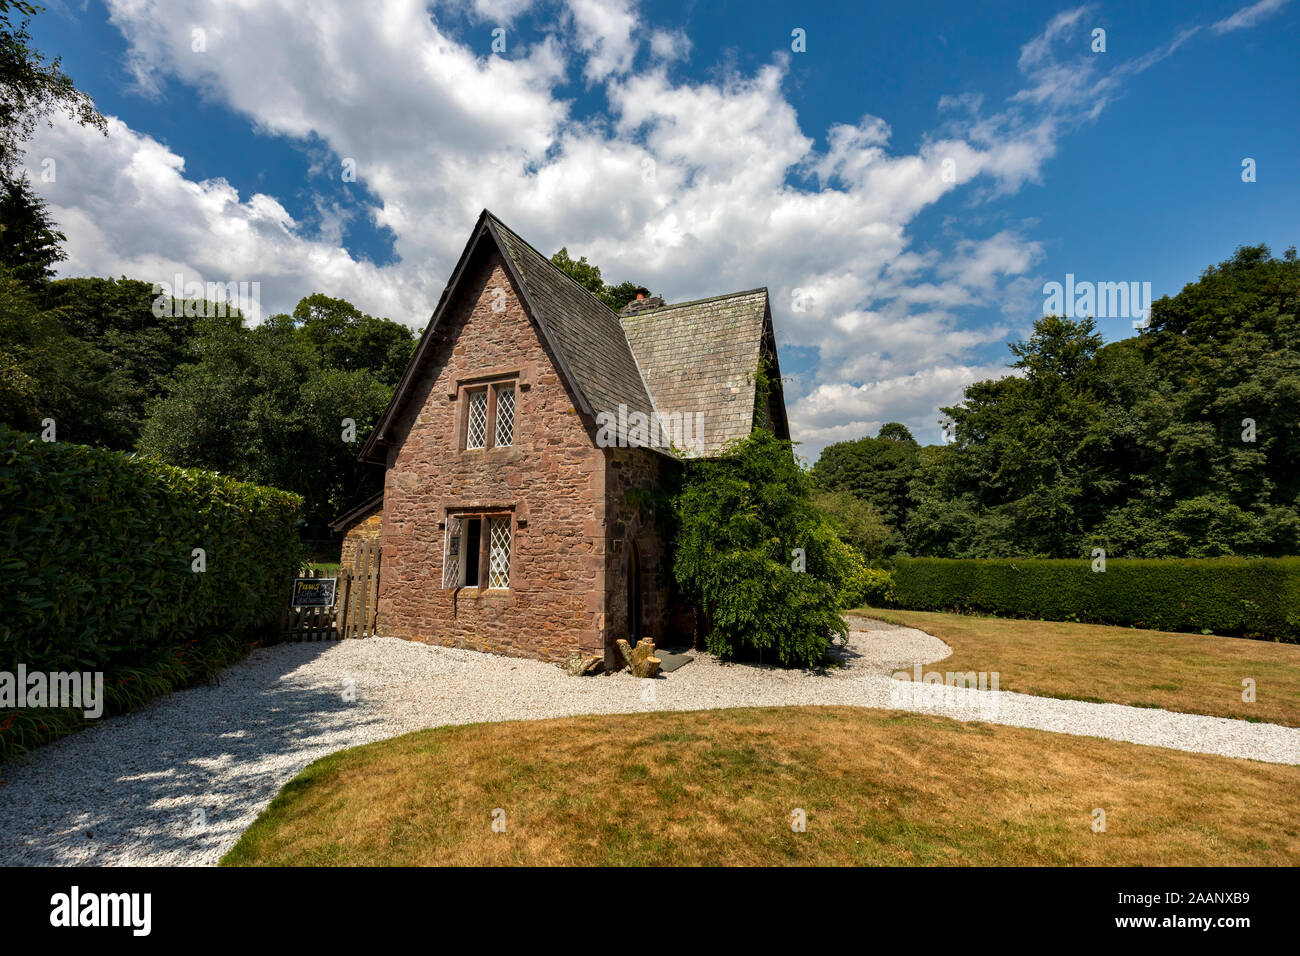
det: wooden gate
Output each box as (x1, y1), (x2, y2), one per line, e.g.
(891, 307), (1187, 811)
(338, 538), (381, 639)
(282, 539), (381, 641)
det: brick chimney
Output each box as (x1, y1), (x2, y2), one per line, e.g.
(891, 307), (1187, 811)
(620, 286), (666, 315)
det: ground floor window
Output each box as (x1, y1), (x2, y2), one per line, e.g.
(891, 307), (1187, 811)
(488, 516), (511, 588)
(444, 512), (512, 589)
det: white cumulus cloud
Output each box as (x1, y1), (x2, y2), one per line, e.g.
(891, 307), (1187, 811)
(29, 0), (1259, 455)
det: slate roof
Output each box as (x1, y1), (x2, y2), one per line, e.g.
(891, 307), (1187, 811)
(620, 289), (773, 455)
(329, 491), (383, 534)
(485, 215), (660, 431)
(360, 209), (785, 464)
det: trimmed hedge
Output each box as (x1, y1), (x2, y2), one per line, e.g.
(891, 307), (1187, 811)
(891, 557), (1300, 641)
(0, 426), (302, 759)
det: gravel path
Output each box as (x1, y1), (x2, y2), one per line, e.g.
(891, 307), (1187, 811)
(2, 619), (1297, 866)
(837, 614), (953, 670)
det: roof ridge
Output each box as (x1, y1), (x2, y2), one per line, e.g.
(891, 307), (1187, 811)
(484, 210), (766, 319)
(482, 211), (675, 455)
(622, 287), (768, 315)
(483, 210), (622, 318)
(359, 210), (781, 465)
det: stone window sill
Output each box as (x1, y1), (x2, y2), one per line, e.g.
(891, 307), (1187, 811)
(458, 446), (520, 459)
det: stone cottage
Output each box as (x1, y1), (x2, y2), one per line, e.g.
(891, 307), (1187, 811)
(355, 209), (790, 664)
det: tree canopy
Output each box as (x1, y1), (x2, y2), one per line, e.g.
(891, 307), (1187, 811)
(0, 271), (133, 447)
(821, 243), (1300, 560)
(283, 292), (417, 386)
(0, 162), (417, 528)
(0, 0), (104, 172)
(550, 246), (648, 313)
(137, 313), (403, 529)
(0, 171), (62, 286)
(811, 421), (920, 553)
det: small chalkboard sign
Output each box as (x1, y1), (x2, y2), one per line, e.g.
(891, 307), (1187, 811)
(291, 577), (337, 608)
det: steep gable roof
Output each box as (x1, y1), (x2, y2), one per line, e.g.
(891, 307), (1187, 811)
(621, 289), (790, 454)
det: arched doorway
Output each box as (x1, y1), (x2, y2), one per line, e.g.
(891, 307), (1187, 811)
(627, 541), (642, 642)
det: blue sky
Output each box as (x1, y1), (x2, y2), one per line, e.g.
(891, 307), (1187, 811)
(26, 0), (1299, 456)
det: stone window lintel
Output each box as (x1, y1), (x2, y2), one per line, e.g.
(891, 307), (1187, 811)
(447, 364), (532, 401)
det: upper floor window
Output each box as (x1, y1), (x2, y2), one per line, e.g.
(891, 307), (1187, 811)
(494, 384), (515, 447)
(466, 389), (488, 449)
(461, 379), (516, 451)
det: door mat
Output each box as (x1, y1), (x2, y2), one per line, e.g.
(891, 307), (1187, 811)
(655, 649), (694, 673)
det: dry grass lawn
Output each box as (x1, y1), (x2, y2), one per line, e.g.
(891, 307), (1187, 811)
(221, 707), (1300, 866)
(857, 608), (1300, 727)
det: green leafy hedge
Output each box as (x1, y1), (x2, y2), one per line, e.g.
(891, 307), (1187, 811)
(0, 426), (302, 759)
(891, 557), (1300, 640)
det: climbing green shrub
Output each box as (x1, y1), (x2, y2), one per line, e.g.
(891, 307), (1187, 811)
(673, 429), (850, 666)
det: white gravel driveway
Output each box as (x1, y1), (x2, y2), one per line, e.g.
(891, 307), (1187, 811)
(2, 618), (1297, 866)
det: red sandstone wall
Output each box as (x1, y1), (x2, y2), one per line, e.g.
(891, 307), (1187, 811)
(376, 249), (609, 662)
(603, 447), (677, 657)
(340, 508), (382, 571)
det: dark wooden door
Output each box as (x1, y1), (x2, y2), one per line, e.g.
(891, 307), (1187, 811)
(628, 542), (642, 641)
